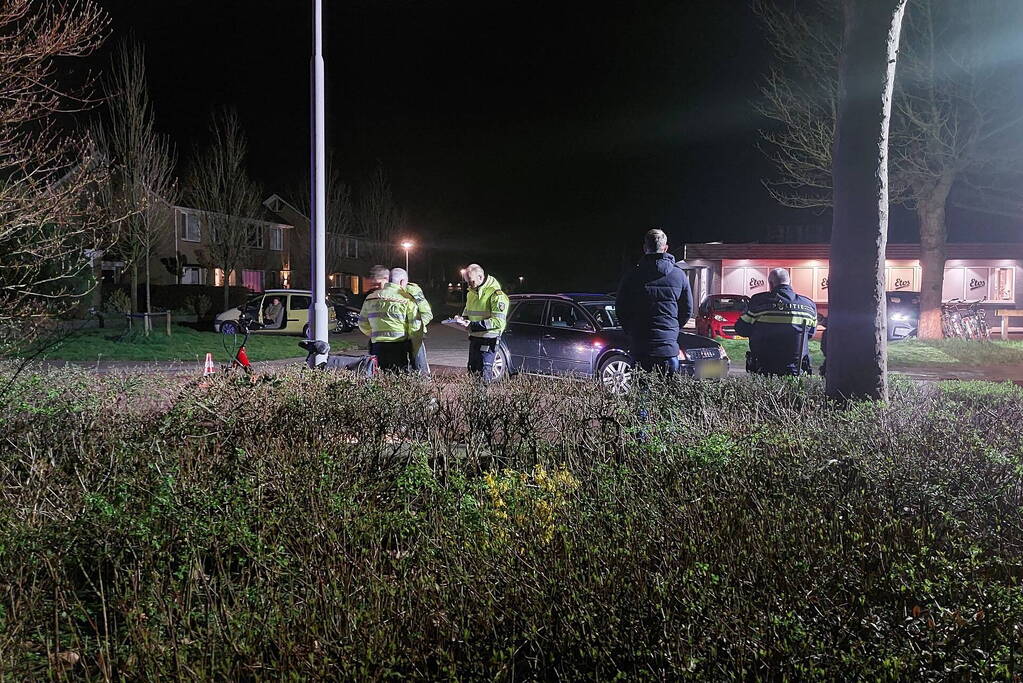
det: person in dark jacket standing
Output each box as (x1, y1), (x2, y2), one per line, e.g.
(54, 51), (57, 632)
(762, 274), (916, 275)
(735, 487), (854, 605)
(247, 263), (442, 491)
(734, 268), (817, 376)
(615, 229), (694, 373)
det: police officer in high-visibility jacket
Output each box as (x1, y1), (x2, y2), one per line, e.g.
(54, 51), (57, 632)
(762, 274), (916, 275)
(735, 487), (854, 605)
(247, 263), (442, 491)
(358, 268), (418, 372)
(734, 267), (817, 376)
(392, 268), (433, 375)
(454, 263), (509, 382)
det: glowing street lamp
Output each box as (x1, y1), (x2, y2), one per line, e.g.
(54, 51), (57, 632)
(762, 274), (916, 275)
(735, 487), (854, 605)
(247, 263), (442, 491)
(400, 240), (414, 274)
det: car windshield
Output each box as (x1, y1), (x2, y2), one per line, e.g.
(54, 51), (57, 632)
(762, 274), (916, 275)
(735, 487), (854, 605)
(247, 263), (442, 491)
(888, 294), (920, 306)
(242, 295), (263, 313)
(710, 297), (748, 312)
(581, 301), (620, 328)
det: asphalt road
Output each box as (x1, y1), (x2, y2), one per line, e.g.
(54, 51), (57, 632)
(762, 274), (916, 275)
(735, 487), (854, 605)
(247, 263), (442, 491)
(333, 321), (470, 369)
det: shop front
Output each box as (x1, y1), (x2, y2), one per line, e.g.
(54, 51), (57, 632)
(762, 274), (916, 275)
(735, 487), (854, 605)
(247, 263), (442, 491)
(682, 243), (1021, 316)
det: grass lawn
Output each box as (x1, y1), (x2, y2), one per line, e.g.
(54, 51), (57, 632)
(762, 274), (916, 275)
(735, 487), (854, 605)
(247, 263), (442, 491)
(29, 324), (355, 363)
(718, 336), (1023, 368)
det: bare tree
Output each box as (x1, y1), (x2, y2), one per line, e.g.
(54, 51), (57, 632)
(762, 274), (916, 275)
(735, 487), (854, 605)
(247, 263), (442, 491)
(187, 108), (263, 309)
(758, 0), (1023, 338)
(95, 41), (177, 314)
(827, 0), (908, 401)
(356, 164), (406, 264)
(289, 158), (356, 277)
(0, 0), (111, 352)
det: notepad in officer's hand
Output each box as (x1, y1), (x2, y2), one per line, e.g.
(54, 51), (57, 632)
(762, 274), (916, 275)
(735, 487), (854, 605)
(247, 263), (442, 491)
(441, 317), (470, 330)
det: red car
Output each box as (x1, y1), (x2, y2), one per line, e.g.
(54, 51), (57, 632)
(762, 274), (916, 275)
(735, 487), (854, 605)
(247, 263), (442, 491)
(696, 294), (750, 339)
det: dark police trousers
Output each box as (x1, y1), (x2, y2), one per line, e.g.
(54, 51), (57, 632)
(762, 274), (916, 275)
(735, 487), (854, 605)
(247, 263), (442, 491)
(468, 337), (499, 383)
(634, 355), (680, 375)
(374, 340), (413, 372)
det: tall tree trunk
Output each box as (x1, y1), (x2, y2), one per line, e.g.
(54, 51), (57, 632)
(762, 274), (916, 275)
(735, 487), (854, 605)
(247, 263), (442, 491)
(130, 264), (139, 314)
(145, 253), (152, 314)
(223, 271), (230, 310)
(826, 0), (908, 401)
(916, 188), (951, 339)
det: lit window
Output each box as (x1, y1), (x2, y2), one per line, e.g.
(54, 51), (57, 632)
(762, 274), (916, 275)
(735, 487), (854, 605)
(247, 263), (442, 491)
(181, 266), (206, 285)
(990, 267), (1014, 302)
(242, 269), (264, 292)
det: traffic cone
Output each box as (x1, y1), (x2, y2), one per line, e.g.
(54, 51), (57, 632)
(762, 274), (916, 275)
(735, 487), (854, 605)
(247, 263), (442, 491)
(235, 346), (251, 369)
(203, 352), (216, 376)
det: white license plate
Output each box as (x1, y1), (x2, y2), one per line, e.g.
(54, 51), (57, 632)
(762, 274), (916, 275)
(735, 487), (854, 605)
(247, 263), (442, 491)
(695, 360), (727, 379)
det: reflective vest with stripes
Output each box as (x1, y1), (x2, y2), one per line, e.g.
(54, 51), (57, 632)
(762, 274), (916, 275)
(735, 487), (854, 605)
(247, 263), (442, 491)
(358, 283), (417, 343)
(734, 284), (817, 375)
(402, 282), (434, 337)
(462, 275), (509, 338)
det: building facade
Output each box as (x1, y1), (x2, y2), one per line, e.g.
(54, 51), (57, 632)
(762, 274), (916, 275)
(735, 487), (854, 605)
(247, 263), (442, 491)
(682, 243), (1021, 316)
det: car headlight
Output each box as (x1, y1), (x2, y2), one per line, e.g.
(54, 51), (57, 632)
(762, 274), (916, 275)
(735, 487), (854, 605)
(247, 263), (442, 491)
(890, 312), (909, 321)
(677, 349), (688, 361)
(713, 314), (728, 322)
(717, 347), (729, 360)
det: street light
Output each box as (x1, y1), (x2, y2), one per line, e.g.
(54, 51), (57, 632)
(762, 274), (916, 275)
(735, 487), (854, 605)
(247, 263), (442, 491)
(400, 240), (413, 274)
(307, 0), (328, 367)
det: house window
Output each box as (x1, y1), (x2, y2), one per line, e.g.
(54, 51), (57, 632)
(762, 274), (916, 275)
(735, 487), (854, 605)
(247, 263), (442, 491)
(214, 268), (237, 287)
(181, 266), (206, 285)
(178, 211), (201, 242)
(270, 226), (284, 251)
(242, 269), (264, 292)
(247, 224), (264, 249)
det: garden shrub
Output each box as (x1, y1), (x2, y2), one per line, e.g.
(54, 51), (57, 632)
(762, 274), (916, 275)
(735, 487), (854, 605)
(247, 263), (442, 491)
(0, 364), (1021, 679)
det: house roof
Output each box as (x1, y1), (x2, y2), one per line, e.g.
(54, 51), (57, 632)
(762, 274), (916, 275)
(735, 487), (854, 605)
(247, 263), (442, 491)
(173, 204), (293, 229)
(682, 242), (1023, 261)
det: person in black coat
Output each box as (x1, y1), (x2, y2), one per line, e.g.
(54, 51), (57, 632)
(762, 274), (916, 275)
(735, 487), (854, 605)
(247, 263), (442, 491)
(734, 268), (817, 376)
(615, 229), (694, 373)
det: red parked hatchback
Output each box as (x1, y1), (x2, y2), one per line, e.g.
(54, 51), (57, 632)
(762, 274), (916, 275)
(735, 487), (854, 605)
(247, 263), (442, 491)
(696, 294), (750, 339)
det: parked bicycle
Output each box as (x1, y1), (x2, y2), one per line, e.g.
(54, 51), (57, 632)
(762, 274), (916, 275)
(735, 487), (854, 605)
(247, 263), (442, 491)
(941, 298), (990, 340)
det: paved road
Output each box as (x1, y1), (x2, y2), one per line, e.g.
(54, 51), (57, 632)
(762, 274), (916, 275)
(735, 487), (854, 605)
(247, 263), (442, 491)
(34, 321), (1023, 386)
(333, 321), (470, 369)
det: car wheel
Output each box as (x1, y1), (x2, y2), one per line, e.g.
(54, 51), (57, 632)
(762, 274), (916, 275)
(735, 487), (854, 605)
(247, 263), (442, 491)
(220, 321), (238, 336)
(490, 345), (509, 381)
(302, 323), (310, 339)
(598, 353), (634, 395)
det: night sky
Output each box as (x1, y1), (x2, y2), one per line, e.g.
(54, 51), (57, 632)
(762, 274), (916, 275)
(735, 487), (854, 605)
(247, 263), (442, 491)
(92, 0), (989, 289)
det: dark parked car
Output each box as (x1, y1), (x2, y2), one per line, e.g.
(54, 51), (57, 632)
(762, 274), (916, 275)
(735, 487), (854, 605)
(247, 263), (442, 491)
(886, 290), (920, 340)
(494, 293), (729, 392)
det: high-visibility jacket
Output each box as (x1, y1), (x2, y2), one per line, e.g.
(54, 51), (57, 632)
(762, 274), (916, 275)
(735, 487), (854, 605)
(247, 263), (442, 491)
(402, 282), (433, 336)
(358, 282), (417, 344)
(462, 275), (509, 338)
(734, 284), (817, 375)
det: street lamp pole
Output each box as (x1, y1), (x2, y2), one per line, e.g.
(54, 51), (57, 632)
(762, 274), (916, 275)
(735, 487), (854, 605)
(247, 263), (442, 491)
(401, 240), (413, 276)
(307, 0), (328, 367)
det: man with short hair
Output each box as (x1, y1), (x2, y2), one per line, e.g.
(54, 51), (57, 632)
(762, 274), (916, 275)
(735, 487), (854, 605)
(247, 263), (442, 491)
(454, 263), (509, 382)
(615, 229), (694, 373)
(735, 267), (817, 376)
(391, 267), (434, 375)
(357, 267), (417, 372)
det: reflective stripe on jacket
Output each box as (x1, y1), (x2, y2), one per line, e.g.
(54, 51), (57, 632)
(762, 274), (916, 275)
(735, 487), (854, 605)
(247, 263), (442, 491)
(402, 282), (434, 336)
(358, 283), (417, 343)
(462, 275), (509, 338)
(734, 284), (817, 375)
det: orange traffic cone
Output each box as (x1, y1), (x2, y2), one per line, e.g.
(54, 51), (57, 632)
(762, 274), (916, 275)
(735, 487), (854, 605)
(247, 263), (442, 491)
(203, 352), (216, 376)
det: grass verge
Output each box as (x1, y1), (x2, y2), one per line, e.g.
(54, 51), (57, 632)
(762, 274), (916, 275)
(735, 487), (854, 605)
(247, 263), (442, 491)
(23, 324), (355, 362)
(719, 336), (1023, 368)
